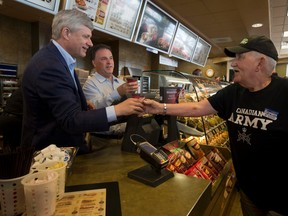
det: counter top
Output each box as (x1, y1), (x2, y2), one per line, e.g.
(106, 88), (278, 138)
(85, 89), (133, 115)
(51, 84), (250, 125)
(66, 144), (212, 216)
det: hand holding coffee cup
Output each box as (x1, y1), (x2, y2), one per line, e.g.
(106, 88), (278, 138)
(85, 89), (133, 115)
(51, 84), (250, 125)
(126, 77), (139, 93)
(117, 77), (138, 96)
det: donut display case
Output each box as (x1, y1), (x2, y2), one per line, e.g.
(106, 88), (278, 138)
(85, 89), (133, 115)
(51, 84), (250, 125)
(179, 72), (230, 149)
(141, 70), (230, 149)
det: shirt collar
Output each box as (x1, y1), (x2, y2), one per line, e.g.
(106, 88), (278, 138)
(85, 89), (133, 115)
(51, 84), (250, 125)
(52, 40), (76, 72)
(94, 72), (120, 84)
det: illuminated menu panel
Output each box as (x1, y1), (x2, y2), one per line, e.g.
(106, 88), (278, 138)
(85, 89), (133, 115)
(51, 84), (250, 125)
(191, 37), (211, 67)
(134, 0), (178, 54)
(66, 0), (143, 41)
(16, 0), (60, 14)
(170, 23), (198, 62)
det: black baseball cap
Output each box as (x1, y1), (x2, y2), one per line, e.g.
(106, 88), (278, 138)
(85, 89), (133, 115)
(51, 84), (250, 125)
(224, 35), (278, 61)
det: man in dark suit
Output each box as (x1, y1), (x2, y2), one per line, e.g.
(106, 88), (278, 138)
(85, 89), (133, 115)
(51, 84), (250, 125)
(21, 9), (144, 154)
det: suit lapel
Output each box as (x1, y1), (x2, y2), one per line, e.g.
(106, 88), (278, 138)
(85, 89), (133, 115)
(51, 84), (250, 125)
(48, 42), (88, 111)
(74, 70), (88, 111)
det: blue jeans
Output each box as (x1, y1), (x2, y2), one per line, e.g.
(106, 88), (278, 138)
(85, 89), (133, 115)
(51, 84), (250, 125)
(239, 190), (284, 216)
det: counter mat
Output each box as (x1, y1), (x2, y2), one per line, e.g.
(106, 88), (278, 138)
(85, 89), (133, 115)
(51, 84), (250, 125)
(65, 181), (121, 216)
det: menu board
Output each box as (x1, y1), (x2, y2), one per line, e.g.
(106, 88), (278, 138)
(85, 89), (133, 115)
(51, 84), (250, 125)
(170, 23), (198, 62)
(134, 0), (178, 54)
(104, 0), (143, 41)
(66, 0), (143, 41)
(65, 0), (101, 23)
(94, 0), (111, 29)
(16, 0), (60, 14)
(191, 37), (211, 67)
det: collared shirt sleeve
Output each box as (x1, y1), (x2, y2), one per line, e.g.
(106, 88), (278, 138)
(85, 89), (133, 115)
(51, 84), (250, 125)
(105, 106), (117, 122)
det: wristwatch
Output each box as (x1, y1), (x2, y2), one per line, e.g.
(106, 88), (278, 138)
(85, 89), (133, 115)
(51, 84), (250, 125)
(205, 69), (215, 77)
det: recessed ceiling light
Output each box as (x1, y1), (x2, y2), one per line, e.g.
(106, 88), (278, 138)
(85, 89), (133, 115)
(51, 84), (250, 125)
(252, 23), (263, 28)
(211, 37), (232, 43)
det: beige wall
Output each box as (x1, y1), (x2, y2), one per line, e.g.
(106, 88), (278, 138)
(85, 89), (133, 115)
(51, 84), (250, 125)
(178, 58), (227, 79)
(119, 40), (152, 73)
(0, 14), (32, 76)
(276, 64), (287, 77)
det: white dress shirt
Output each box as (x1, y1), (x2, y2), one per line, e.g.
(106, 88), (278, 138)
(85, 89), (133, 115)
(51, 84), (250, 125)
(83, 72), (126, 135)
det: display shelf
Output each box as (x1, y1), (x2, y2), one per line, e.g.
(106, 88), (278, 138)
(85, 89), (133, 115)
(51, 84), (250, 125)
(206, 121), (226, 134)
(205, 121), (229, 147)
(179, 73), (229, 148)
(200, 145), (232, 193)
(203, 170), (236, 216)
(221, 139), (230, 148)
(177, 121), (205, 136)
(178, 115), (229, 148)
(140, 70), (230, 148)
(200, 145), (236, 216)
(0, 78), (19, 108)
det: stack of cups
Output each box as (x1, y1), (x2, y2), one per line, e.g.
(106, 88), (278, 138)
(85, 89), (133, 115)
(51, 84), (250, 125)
(0, 175), (27, 216)
(30, 161), (67, 200)
(21, 170), (58, 216)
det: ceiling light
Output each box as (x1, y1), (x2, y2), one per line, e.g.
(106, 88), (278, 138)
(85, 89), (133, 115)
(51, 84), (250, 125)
(211, 37), (232, 43)
(284, 31), (288, 37)
(281, 41), (288, 49)
(166, 78), (191, 84)
(252, 23), (263, 28)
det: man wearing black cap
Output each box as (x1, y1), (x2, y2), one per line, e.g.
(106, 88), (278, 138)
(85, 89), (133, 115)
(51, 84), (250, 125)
(143, 35), (288, 215)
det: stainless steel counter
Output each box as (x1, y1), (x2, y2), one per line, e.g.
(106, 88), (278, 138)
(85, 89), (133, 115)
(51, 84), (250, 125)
(66, 144), (212, 216)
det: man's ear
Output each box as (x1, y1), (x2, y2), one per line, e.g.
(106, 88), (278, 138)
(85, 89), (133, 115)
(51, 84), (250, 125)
(256, 57), (265, 72)
(62, 27), (70, 40)
(91, 59), (96, 68)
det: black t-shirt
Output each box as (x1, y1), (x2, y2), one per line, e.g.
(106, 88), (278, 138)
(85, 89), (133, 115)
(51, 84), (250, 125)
(208, 76), (288, 214)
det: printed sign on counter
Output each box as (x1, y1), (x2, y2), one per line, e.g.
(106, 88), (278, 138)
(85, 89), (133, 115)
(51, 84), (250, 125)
(54, 189), (107, 215)
(16, 0), (60, 14)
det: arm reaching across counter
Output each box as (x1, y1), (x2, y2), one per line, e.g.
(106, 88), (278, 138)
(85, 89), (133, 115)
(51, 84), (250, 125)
(143, 98), (217, 117)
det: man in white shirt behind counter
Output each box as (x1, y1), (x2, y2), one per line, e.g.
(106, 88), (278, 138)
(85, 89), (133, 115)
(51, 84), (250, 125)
(83, 44), (138, 151)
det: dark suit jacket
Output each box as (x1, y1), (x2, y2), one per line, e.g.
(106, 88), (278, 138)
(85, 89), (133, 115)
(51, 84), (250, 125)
(22, 41), (109, 152)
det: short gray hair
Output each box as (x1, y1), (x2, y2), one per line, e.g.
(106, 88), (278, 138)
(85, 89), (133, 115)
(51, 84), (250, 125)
(266, 56), (277, 70)
(251, 51), (277, 75)
(51, 9), (94, 40)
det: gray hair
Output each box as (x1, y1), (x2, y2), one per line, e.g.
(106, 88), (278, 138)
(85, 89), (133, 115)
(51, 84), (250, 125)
(251, 51), (277, 75)
(266, 56), (277, 72)
(51, 9), (94, 40)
